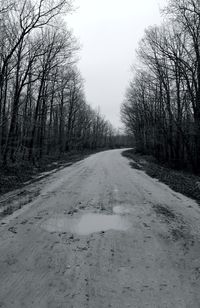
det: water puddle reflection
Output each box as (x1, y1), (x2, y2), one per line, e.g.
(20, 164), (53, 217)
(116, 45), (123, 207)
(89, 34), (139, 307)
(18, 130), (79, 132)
(42, 213), (130, 236)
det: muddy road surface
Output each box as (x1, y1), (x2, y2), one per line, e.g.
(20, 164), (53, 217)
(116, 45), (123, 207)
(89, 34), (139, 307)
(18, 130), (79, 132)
(1, 149), (200, 307)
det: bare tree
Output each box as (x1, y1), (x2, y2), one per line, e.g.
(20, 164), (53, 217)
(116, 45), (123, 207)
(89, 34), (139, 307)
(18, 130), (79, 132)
(121, 3), (200, 171)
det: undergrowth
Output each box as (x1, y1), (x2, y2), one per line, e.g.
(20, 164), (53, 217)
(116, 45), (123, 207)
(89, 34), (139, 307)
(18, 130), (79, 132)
(122, 149), (200, 205)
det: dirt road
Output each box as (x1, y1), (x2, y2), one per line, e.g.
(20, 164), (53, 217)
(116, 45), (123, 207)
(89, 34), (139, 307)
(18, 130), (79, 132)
(1, 149), (200, 307)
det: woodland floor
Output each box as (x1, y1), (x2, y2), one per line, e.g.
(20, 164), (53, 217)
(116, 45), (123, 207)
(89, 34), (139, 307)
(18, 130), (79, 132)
(122, 149), (200, 205)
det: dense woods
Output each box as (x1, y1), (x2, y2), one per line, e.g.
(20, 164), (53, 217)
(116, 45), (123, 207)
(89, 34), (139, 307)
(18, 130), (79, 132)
(0, 0), (116, 166)
(121, 0), (200, 172)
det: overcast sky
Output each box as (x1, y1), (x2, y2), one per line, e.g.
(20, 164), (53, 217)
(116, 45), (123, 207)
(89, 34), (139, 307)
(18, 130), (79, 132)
(67, 0), (166, 129)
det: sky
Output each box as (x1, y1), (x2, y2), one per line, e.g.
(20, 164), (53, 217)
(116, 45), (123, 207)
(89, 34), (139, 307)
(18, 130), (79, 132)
(66, 0), (166, 129)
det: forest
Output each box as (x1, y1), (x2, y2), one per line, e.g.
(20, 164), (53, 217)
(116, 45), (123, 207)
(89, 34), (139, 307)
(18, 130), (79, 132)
(0, 0), (120, 166)
(121, 0), (200, 173)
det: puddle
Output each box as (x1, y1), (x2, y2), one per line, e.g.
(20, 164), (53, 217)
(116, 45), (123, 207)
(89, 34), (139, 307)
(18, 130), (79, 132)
(42, 213), (130, 236)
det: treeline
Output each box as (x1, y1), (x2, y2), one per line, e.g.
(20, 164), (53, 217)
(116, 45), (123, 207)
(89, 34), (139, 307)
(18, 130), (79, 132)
(121, 0), (200, 172)
(0, 0), (116, 165)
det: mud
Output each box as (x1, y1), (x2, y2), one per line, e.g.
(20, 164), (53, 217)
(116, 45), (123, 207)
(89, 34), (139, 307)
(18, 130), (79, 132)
(152, 204), (176, 220)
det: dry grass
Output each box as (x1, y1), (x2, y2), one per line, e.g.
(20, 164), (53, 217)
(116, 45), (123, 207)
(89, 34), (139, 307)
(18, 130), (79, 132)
(122, 149), (200, 205)
(0, 149), (102, 196)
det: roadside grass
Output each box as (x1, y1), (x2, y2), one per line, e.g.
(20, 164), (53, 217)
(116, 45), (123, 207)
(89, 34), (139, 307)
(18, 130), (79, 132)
(0, 189), (39, 218)
(0, 148), (113, 219)
(0, 149), (105, 196)
(122, 149), (200, 205)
